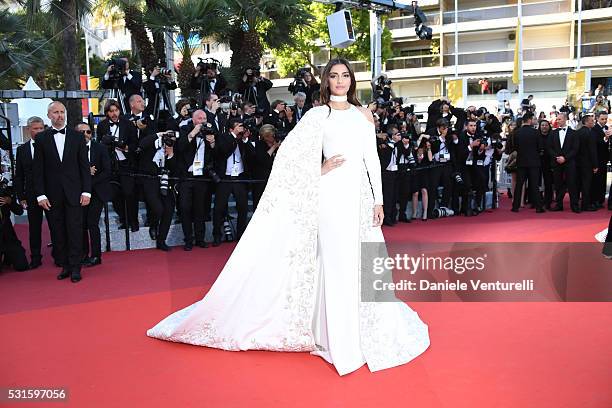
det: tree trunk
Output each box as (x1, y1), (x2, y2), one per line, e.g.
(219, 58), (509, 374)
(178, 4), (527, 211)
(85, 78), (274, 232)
(145, 0), (165, 65)
(228, 24), (263, 89)
(176, 29), (195, 97)
(123, 5), (157, 70)
(59, 0), (81, 125)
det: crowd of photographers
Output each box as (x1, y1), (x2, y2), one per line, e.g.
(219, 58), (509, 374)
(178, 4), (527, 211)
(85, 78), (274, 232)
(1, 62), (611, 275)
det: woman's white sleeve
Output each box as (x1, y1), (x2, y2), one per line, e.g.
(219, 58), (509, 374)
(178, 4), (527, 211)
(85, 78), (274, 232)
(363, 125), (384, 205)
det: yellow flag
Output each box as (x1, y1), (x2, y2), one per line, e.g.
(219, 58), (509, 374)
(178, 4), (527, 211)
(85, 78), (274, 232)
(446, 79), (463, 106)
(90, 77), (100, 115)
(512, 19), (521, 85)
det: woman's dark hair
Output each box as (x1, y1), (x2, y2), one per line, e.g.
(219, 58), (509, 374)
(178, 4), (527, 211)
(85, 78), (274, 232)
(104, 100), (121, 116)
(319, 58), (361, 113)
(175, 99), (191, 116)
(538, 119), (551, 133)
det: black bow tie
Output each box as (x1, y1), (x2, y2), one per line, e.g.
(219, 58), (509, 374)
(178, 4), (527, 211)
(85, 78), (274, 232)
(51, 128), (66, 135)
(560, 128), (566, 132)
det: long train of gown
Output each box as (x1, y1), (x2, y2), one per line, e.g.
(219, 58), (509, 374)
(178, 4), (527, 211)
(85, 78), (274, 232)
(147, 105), (430, 375)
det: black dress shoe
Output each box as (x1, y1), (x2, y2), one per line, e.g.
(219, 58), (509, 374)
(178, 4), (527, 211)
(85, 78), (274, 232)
(184, 243), (193, 251)
(399, 217), (411, 223)
(71, 270), (82, 283)
(536, 208), (546, 213)
(130, 224), (140, 232)
(156, 242), (171, 252)
(212, 237), (221, 247)
(511, 208), (519, 213)
(118, 223), (126, 230)
(149, 227), (158, 241)
(551, 206), (563, 212)
(80, 257), (91, 265)
(382, 221), (394, 227)
(84, 257), (101, 267)
(29, 259), (42, 269)
(583, 205), (597, 212)
(57, 268), (70, 280)
(54, 261), (63, 268)
(197, 241), (209, 248)
(571, 207), (581, 213)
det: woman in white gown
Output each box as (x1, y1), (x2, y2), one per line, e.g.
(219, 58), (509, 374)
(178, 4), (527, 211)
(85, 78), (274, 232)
(147, 59), (430, 376)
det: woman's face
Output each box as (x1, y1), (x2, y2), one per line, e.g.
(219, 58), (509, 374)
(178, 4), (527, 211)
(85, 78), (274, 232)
(327, 64), (351, 97)
(180, 104), (191, 117)
(304, 72), (312, 82)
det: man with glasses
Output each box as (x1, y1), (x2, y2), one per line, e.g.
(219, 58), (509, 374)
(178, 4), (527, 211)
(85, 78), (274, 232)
(204, 93), (227, 135)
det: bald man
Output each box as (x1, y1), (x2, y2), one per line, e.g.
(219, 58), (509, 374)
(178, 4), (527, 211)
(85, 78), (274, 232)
(33, 101), (92, 283)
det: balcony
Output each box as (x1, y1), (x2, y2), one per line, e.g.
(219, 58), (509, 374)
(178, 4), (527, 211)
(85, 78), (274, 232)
(442, 45), (570, 65)
(581, 0), (612, 10)
(442, 0), (569, 24)
(386, 12), (441, 30)
(385, 55), (439, 70)
(579, 42), (612, 57)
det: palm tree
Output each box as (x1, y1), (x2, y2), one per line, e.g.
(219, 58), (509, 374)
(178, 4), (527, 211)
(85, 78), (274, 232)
(220, 0), (311, 84)
(145, 0), (226, 96)
(0, 9), (50, 89)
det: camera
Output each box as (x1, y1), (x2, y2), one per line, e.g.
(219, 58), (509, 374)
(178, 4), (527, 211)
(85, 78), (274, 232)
(378, 76), (392, 87)
(159, 68), (172, 76)
(197, 122), (217, 138)
(0, 175), (11, 198)
(432, 207), (454, 218)
(106, 57), (127, 80)
(244, 66), (261, 80)
(159, 169), (170, 196)
(452, 172), (464, 185)
(162, 131), (175, 147)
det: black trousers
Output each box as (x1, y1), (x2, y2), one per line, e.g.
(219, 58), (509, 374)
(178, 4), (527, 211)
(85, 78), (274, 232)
(464, 165), (488, 210)
(26, 198), (44, 261)
(213, 175), (248, 240)
(142, 177), (163, 231)
(1, 241), (29, 272)
(382, 170), (398, 222)
(577, 166), (594, 209)
(551, 163), (578, 209)
(397, 171), (413, 219)
(513, 167), (542, 210)
(540, 160), (554, 208)
(179, 178), (208, 244)
(591, 164), (608, 206)
(46, 194), (83, 271)
(111, 172), (138, 228)
(427, 163), (452, 213)
(158, 190), (175, 244)
(82, 194), (104, 258)
(252, 180), (268, 212)
(604, 214), (612, 257)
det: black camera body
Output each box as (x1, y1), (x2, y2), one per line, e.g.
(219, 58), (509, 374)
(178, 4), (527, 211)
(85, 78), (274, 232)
(106, 57), (127, 80)
(197, 122), (217, 138)
(244, 66), (261, 81)
(162, 131), (175, 147)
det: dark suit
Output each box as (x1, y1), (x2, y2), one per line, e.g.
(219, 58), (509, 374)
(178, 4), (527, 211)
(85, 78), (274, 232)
(576, 126), (598, 209)
(213, 131), (254, 241)
(15, 140), (47, 263)
(591, 123), (609, 206)
(538, 130), (554, 208)
(190, 74), (229, 105)
(33, 127), (92, 271)
(0, 132), (10, 150)
(101, 70), (142, 113)
(96, 117), (140, 229)
(512, 126), (544, 210)
(547, 127), (579, 209)
(428, 134), (453, 213)
(176, 123), (216, 245)
(239, 77), (273, 114)
(83, 141), (111, 258)
(244, 140), (277, 210)
(378, 139), (399, 223)
(205, 110), (227, 135)
(290, 105), (310, 128)
(143, 77), (178, 130)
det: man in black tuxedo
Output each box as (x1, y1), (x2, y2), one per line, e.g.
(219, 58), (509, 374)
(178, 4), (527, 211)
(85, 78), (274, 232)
(264, 100), (292, 133)
(244, 124), (279, 211)
(378, 125), (401, 225)
(33, 102), (92, 283)
(576, 114), (599, 212)
(212, 118), (253, 246)
(290, 92), (310, 129)
(97, 100), (140, 231)
(143, 66), (178, 131)
(177, 110), (216, 250)
(512, 112), (545, 213)
(427, 119), (453, 216)
(591, 112), (611, 209)
(14, 117), (50, 268)
(76, 122), (111, 267)
(101, 57), (142, 113)
(538, 119), (554, 209)
(204, 94), (227, 135)
(191, 62), (228, 105)
(547, 113), (580, 212)
(239, 68), (273, 114)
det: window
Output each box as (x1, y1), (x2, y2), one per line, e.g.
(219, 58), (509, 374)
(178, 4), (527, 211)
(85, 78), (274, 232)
(467, 78), (508, 95)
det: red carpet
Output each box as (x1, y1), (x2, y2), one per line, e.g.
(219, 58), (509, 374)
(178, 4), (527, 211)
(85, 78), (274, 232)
(1, 196), (611, 407)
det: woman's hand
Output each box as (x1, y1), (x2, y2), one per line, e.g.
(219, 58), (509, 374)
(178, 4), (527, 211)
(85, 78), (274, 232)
(373, 204), (384, 227)
(321, 154), (345, 175)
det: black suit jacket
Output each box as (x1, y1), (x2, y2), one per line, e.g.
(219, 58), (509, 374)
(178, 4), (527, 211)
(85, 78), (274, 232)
(378, 140), (399, 170)
(244, 140), (276, 180)
(546, 128), (579, 168)
(101, 70), (142, 103)
(592, 123), (609, 167)
(32, 128), (92, 206)
(0, 132), (10, 150)
(576, 127), (598, 168)
(143, 78), (178, 115)
(214, 132), (254, 177)
(14, 141), (36, 202)
(190, 74), (229, 97)
(515, 126), (543, 168)
(176, 123), (216, 178)
(96, 117), (140, 169)
(290, 105), (310, 127)
(206, 110), (227, 135)
(88, 141), (112, 202)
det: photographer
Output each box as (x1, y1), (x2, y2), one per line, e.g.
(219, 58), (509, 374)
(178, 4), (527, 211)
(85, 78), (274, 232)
(427, 119), (453, 217)
(204, 93), (227, 135)
(191, 59), (228, 104)
(177, 110), (216, 250)
(143, 65), (178, 131)
(372, 73), (395, 103)
(212, 118), (253, 246)
(397, 132), (416, 223)
(264, 100), (292, 134)
(239, 67), (273, 114)
(76, 122), (111, 267)
(378, 125), (401, 225)
(97, 100), (140, 232)
(247, 124), (280, 210)
(290, 92), (310, 127)
(0, 180), (29, 272)
(511, 112), (545, 213)
(139, 125), (177, 250)
(411, 136), (433, 221)
(14, 116), (51, 269)
(172, 99), (195, 131)
(101, 57), (142, 112)
(288, 69), (320, 108)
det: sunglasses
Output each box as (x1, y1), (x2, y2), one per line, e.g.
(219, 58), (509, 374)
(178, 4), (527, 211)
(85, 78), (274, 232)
(81, 130), (92, 134)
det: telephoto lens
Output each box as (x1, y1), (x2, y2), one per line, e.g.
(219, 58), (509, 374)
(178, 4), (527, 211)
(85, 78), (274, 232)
(223, 219), (233, 241)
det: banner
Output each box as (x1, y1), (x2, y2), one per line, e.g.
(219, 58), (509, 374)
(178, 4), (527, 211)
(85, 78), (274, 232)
(567, 70), (586, 111)
(512, 19), (521, 85)
(446, 79), (463, 106)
